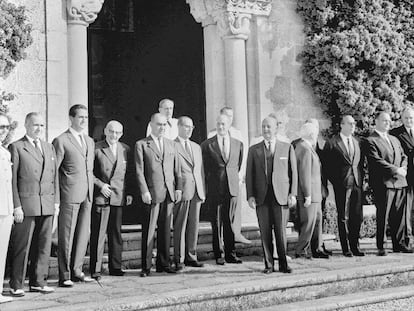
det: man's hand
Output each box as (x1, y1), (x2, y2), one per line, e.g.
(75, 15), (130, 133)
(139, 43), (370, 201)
(52, 203), (59, 233)
(126, 195), (133, 206)
(175, 190), (182, 203)
(142, 192), (152, 205)
(14, 207), (24, 223)
(100, 184), (112, 198)
(248, 197), (257, 209)
(396, 167), (407, 177)
(288, 194), (296, 208)
(304, 196), (312, 208)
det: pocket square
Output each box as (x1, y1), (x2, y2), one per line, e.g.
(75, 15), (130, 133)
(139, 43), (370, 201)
(279, 157), (288, 160)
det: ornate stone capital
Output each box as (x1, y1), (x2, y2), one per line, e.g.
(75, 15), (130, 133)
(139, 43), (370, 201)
(186, 0), (272, 39)
(67, 0), (105, 26)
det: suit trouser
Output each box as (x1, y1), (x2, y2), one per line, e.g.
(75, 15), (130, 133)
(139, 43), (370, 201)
(141, 199), (174, 270)
(296, 201), (323, 255)
(333, 183), (362, 253)
(256, 190), (289, 269)
(9, 215), (53, 289)
(231, 183), (244, 238)
(210, 196), (237, 259)
(90, 204), (123, 274)
(374, 187), (407, 250)
(405, 187), (413, 245)
(173, 195), (202, 264)
(58, 199), (91, 280)
(0, 214), (13, 294)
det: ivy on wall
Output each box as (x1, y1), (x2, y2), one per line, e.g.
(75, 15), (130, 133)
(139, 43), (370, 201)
(297, 0), (414, 133)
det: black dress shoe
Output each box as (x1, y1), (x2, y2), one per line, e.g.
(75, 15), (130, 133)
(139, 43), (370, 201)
(312, 251), (329, 259)
(322, 244), (333, 256)
(377, 249), (387, 256)
(140, 269), (151, 277)
(343, 251), (353, 257)
(58, 280), (74, 288)
(109, 269), (125, 276)
(351, 249), (365, 256)
(263, 268), (273, 274)
(295, 253), (312, 259)
(175, 263), (184, 272)
(71, 273), (94, 283)
(279, 266), (292, 273)
(156, 266), (177, 274)
(216, 258), (225, 265)
(91, 272), (102, 281)
(397, 246), (414, 253)
(184, 261), (204, 268)
(225, 256), (242, 264)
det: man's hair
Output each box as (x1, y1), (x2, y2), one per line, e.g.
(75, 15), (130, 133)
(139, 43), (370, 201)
(25, 112), (42, 124)
(340, 114), (354, 124)
(219, 106), (233, 114)
(300, 122), (318, 140)
(159, 98), (174, 108)
(178, 116), (192, 126)
(375, 110), (389, 120)
(151, 112), (166, 122)
(69, 104), (87, 117)
(401, 106), (414, 116)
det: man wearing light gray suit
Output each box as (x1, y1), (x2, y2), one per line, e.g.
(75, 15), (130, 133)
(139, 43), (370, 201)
(53, 104), (95, 287)
(90, 121), (132, 280)
(8, 113), (58, 296)
(135, 113), (182, 277)
(173, 116), (205, 271)
(246, 117), (297, 274)
(295, 122), (328, 259)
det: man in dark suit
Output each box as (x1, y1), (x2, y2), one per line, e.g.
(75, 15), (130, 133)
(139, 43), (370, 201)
(295, 123), (328, 259)
(323, 115), (365, 257)
(53, 104), (95, 287)
(201, 114), (243, 265)
(365, 111), (411, 255)
(8, 113), (58, 296)
(246, 117), (297, 273)
(173, 116), (206, 271)
(90, 120), (132, 280)
(390, 107), (414, 247)
(135, 113), (182, 277)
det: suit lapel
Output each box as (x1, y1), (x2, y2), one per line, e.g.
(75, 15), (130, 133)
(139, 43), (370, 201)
(352, 136), (360, 165)
(258, 141), (266, 174)
(22, 138), (43, 164)
(101, 141), (116, 164)
(113, 142), (123, 177)
(212, 137), (226, 163)
(228, 137), (238, 164)
(146, 136), (162, 160)
(335, 136), (351, 164)
(400, 127), (414, 148)
(175, 138), (193, 166)
(67, 131), (85, 157)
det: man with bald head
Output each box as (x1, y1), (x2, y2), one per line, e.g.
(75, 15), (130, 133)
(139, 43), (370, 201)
(390, 107), (414, 247)
(246, 117), (297, 273)
(90, 121), (132, 280)
(366, 111), (410, 255)
(136, 113), (182, 276)
(324, 115), (364, 257)
(146, 98), (178, 140)
(201, 114), (243, 265)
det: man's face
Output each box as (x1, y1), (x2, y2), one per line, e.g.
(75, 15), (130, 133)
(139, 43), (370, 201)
(340, 116), (356, 136)
(223, 109), (234, 125)
(70, 108), (88, 132)
(376, 113), (391, 132)
(402, 110), (414, 129)
(25, 115), (45, 140)
(104, 122), (123, 145)
(159, 100), (174, 120)
(262, 118), (277, 141)
(150, 114), (167, 138)
(178, 118), (194, 140)
(0, 115), (10, 144)
(216, 115), (230, 136)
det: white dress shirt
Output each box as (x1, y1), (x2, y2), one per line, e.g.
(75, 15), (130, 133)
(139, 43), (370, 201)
(217, 134), (230, 160)
(26, 135), (43, 154)
(69, 127), (86, 148)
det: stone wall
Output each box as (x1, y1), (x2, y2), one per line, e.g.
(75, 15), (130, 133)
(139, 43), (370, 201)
(1, 0), (68, 142)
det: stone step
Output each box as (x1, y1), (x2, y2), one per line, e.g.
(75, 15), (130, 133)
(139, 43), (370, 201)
(255, 285), (414, 311)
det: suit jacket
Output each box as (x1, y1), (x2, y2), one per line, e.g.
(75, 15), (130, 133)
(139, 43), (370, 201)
(174, 138), (205, 201)
(52, 130), (95, 204)
(9, 137), (59, 216)
(365, 131), (408, 189)
(246, 140), (298, 206)
(201, 135), (243, 198)
(135, 136), (182, 204)
(295, 139), (322, 203)
(0, 146), (13, 216)
(390, 125), (414, 187)
(323, 135), (363, 189)
(94, 140), (130, 206)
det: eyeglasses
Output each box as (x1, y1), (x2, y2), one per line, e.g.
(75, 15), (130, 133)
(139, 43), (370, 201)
(0, 125), (10, 130)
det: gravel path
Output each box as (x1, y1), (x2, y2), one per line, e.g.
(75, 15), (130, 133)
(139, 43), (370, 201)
(343, 296), (414, 311)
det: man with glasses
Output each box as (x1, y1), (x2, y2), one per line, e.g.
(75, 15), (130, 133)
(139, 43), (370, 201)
(0, 113), (13, 304)
(8, 112), (58, 297)
(90, 120), (133, 280)
(53, 104), (95, 287)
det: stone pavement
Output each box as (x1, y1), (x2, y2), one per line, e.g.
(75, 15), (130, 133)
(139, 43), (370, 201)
(2, 239), (414, 311)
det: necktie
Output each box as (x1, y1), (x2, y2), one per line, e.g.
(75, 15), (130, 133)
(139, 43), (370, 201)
(185, 140), (193, 161)
(158, 137), (163, 154)
(410, 129), (413, 139)
(79, 134), (86, 154)
(347, 137), (354, 158)
(33, 139), (43, 156)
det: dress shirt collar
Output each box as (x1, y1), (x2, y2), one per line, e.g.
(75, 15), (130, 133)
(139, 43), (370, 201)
(150, 133), (162, 142)
(339, 132), (352, 143)
(302, 138), (314, 149)
(375, 129), (388, 139)
(69, 127), (84, 137)
(405, 126), (414, 135)
(25, 134), (38, 146)
(177, 136), (190, 146)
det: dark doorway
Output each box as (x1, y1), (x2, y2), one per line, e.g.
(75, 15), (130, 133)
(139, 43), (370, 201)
(88, 0), (206, 223)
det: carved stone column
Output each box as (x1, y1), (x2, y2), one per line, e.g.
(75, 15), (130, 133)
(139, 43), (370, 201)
(66, 0), (104, 109)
